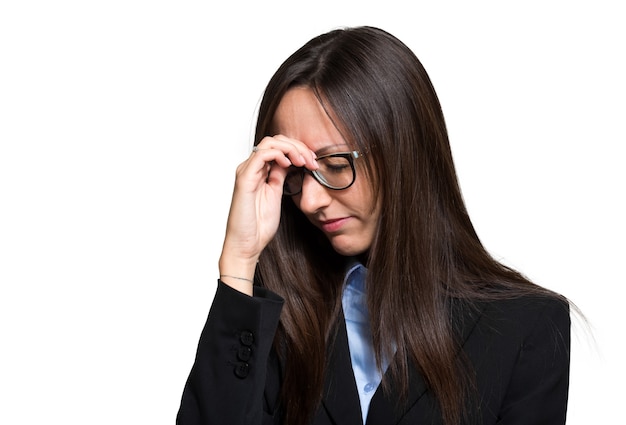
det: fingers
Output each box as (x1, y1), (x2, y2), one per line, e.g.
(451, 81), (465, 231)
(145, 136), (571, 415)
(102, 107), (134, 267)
(252, 135), (318, 170)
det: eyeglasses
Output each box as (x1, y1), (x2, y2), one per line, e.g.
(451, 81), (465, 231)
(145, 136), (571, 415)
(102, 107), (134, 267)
(283, 150), (361, 196)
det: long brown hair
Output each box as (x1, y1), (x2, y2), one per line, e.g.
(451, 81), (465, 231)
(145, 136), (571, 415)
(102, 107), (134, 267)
(254, 26), (567, 425)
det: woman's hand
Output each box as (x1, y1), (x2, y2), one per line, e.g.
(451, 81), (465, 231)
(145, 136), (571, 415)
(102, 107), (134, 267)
(218, 135), (318, 294)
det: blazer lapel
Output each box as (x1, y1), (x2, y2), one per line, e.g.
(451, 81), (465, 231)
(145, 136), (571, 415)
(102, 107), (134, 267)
(365, 358), (429, 425)
(366, 299), (486, 425)
(320, 313), (364, 425)
(319, 310), (431, 425)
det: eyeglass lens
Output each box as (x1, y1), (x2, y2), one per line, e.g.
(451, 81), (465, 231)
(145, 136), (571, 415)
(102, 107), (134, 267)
(284, 153), (356, 195)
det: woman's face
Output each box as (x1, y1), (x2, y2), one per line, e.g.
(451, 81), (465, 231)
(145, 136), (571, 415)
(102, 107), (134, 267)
(272, 87), (381, 257)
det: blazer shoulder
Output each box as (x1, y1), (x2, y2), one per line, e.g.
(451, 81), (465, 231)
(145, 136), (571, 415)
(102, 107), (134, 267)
(481, 294), (571, 333)
(451, 292), (570, 344)
(458, 294), (571, 424)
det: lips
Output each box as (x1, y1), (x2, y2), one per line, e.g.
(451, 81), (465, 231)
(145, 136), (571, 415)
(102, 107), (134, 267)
(320, 217), (350, 233)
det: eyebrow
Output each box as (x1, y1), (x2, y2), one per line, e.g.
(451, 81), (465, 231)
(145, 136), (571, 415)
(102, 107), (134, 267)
(314, 144), (351, 156)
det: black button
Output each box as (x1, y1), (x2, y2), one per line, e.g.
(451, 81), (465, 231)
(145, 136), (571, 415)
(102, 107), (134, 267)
(240, 330), (254, 346)
(234, 362), (250, 378)
(237, 346), (252, 362)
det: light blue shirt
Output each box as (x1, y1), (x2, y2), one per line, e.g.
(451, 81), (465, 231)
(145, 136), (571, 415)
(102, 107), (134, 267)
(342, 263), (392, 424)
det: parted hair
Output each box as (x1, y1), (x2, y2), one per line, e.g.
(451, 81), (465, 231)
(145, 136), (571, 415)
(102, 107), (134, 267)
(253, 26), (566, 425)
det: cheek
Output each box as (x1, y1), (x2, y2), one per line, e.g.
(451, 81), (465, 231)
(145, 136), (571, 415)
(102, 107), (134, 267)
(352, 181), (378, 214)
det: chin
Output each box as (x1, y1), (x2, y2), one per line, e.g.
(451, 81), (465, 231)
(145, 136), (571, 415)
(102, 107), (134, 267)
(329, 238), (368, 257)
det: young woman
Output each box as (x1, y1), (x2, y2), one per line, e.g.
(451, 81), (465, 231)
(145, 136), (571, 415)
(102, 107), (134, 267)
(177, 26), (571, 425)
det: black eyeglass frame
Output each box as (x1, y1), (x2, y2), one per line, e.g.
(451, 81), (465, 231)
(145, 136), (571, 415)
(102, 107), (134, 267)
(283, 150), (361, 196)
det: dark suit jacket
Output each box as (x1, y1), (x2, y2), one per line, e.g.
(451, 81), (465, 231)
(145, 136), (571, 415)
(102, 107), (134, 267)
(177, 281), (570, 424)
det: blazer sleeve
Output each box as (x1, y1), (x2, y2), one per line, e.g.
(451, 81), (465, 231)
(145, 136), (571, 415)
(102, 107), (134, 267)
(496, 298), (571, 425)
(176, 280), (284, 425)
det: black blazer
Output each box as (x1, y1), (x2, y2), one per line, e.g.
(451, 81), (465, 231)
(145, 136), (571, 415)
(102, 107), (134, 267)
(177, 281), (570, 424)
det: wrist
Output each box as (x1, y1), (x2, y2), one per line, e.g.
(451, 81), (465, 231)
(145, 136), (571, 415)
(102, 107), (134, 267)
(219, 274), (254, 296)
(218, 253), (258, 296)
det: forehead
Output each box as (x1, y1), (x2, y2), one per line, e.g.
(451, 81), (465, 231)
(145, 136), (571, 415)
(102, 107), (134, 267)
(272, 87), (350, 154)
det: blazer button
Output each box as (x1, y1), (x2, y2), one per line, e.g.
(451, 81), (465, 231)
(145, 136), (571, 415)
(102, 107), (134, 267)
(234, 362), (250, 379)
(238, 346), (252, 362)
(240, 330), (254, 346)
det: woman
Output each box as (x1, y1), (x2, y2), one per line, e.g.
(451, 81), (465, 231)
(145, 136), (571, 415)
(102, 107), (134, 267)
(177, 26), (571, 425)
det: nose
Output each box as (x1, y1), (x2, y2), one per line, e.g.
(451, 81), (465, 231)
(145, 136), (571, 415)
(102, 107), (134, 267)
(295, 173), (332, 214)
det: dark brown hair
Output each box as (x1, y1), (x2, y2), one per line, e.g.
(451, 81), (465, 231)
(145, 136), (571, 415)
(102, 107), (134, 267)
(254, 26), (567, 425)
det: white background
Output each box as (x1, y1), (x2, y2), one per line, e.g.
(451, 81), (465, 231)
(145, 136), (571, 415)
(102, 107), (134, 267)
(1, 1), (623, 423)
